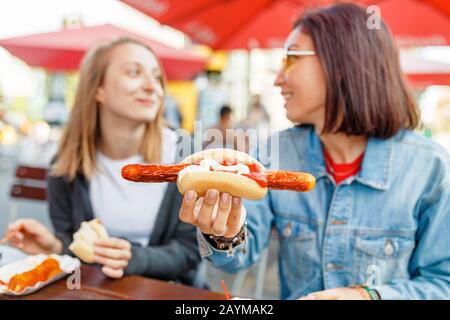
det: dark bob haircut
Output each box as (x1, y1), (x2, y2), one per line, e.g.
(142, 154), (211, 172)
(294, 3), (420, 138)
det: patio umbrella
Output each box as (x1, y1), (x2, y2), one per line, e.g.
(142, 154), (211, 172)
(0, 24), (206, 80)
(401, 51), (450, 88)
(123, 0), (450, 49)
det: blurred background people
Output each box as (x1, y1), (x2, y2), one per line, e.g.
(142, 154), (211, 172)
(235, 94), (272, 153)
(237, 94), (270, 131)
(196, 71), (228, 131)
(163, 93), (182, 130)
(203, 104), (237, 150)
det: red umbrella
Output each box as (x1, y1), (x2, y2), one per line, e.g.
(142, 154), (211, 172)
(401, 51), (450, 88)
(0, 24), (206, 80)
(123, 0), (450, 49)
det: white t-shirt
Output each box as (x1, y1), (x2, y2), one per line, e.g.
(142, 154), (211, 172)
(89, 128), (177, 247)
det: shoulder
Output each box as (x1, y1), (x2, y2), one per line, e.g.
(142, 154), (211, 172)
(395, 130), (449, 155)
(262, 125), (314, 147)
(277, 125), (313, 138)
(392, 130), (450, 200)
(394, 130), (449, 169)
(253, 125), (315, 168)
(265, 125), (316, 152)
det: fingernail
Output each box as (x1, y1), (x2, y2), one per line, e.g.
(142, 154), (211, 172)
(206, 190), (218, 201)
(186, 191), (196, 201)
(220, 193), (229, 203)
(232, 197), (241, 205)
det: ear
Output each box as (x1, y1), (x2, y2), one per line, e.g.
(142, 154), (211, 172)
(96, 87), (105, 104)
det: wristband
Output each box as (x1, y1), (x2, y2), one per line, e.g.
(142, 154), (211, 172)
(204, 222), (248, 257)
(362, 285), (381, 300)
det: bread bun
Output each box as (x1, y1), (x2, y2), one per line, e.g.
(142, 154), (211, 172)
(88, 219), (109, 239)
(177, 148), (268, 200)
(69, 219), (109, 263)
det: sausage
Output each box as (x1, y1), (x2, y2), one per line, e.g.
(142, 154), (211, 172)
(7, 258), (62, 292)
(122, 164), (190, 183)
(266, 170), (316, 192)
(122, 164), (315, 193)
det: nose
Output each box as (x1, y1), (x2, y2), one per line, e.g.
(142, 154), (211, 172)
(274, 68), (286, 87)
(142, 72), (158, 92)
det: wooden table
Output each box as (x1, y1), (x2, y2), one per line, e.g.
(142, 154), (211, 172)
(1, 265), (226, 300)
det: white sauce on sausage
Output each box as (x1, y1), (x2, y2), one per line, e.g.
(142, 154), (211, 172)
(178, 157), (250, 183)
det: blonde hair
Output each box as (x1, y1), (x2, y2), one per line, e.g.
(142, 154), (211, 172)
(52, 37), (166, 181)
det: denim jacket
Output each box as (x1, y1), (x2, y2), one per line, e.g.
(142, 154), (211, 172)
(198, 125), (450, 300)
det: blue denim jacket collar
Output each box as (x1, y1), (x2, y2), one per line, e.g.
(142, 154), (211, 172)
(288, 126), (393, 191)
(356, 136), (393, 190)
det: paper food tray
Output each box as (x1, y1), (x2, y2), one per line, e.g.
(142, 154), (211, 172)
(0, 254), (80, 296)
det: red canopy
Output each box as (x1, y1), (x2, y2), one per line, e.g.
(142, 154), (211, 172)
(123, 0), (450, 49)
(401, 51), (450, 88)
(0, 24), (206, 80)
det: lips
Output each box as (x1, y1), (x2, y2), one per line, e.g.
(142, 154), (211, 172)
(136, 98), (157, 106)
(281, 91), (294, 101)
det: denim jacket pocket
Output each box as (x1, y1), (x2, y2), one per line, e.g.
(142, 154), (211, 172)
(274, 215), (319, 296)
(354, 234), (415, 285)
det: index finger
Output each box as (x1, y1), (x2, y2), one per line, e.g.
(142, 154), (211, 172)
(7, 219), (29, 232)
(179, 191), (198, 224)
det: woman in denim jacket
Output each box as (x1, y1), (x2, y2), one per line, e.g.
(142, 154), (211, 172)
(179, 3), (450, 299)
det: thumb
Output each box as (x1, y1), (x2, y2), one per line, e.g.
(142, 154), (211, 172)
(7, 219), (25, 232)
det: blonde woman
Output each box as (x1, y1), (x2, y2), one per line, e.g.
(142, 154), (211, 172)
(6, 38), (201, 284)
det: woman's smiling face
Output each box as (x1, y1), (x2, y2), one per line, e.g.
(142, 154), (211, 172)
(274, 27), (327, 129)
(96, 42), (164, 123)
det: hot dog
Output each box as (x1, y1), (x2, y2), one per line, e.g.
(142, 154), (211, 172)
(121, 148), (316, 200)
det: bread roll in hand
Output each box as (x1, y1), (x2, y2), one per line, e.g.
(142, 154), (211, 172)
(69, 219), (109, 263)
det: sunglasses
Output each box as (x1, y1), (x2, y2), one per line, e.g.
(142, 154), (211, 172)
(282, 50), (316, 72)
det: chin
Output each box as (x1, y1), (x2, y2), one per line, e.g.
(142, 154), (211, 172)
(123, 112), (158, 124)
(133, 108), (159, 122)
(285, 103), (318, 125)
(286, 109), (304, 123)
(139, 115), (159, 123)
